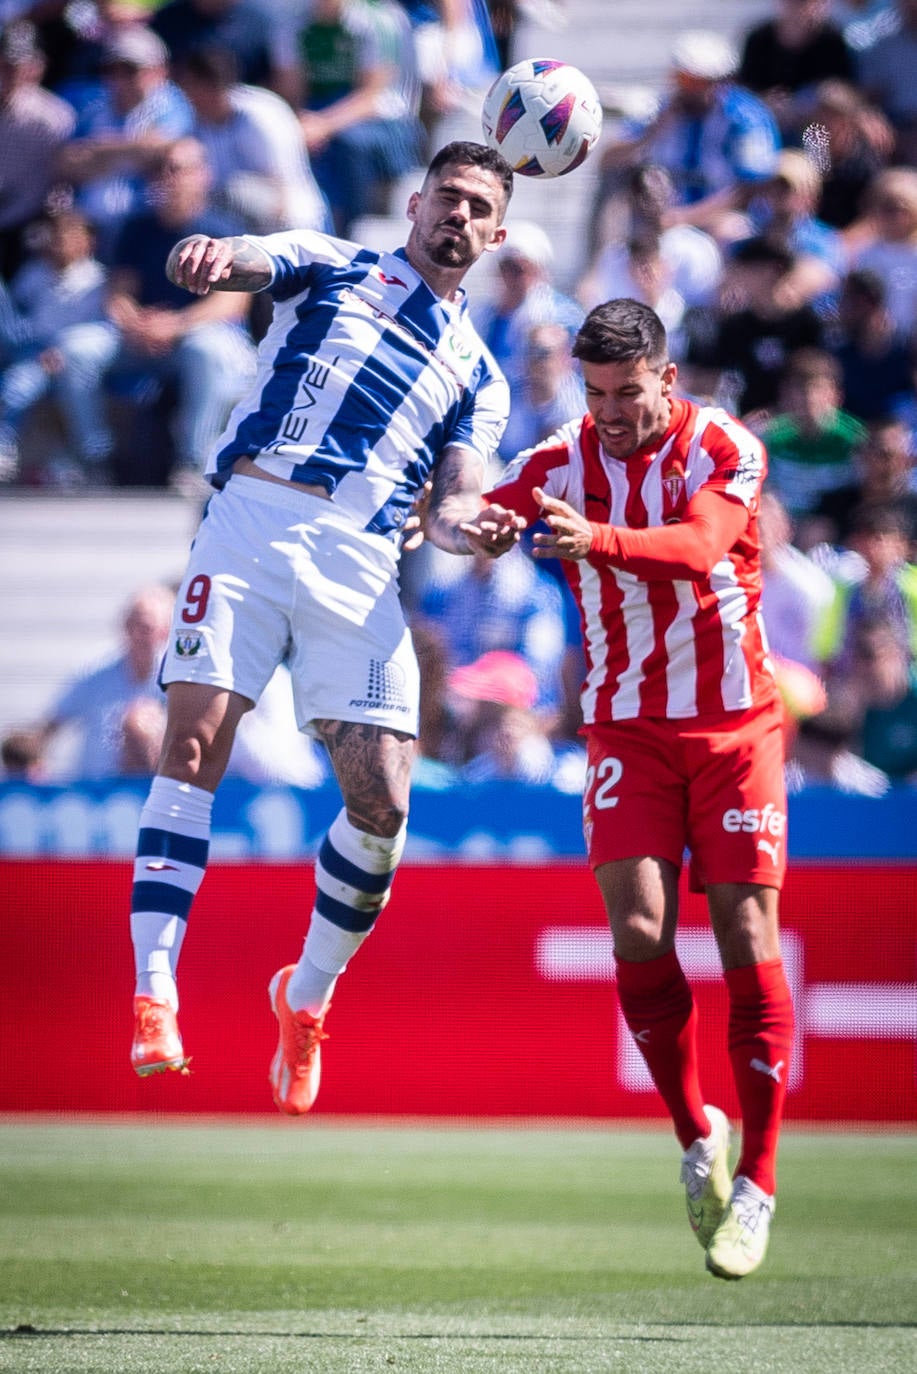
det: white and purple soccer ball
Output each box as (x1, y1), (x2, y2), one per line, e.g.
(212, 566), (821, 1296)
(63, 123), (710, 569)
(481, 58), (604, 178)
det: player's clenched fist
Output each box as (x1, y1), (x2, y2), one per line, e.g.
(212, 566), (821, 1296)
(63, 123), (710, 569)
(166, 234), (235, 295)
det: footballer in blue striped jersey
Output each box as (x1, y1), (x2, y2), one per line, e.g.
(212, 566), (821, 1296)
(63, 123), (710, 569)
(128, 143), (527, 1110)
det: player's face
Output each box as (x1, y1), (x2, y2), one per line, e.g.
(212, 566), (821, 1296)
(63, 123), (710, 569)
(581, 356), (677, 459)
(407, 164), (507, 272)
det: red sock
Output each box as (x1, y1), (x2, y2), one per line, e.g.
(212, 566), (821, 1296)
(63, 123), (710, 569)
(615, 950), (709, 1150)
(726, 958), (795, 1196)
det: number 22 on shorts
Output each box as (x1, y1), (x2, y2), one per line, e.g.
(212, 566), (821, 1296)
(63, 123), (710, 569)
(583, 756), (622, 852)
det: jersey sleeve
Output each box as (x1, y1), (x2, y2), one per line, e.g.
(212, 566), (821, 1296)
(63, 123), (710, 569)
(588, 486), (752, 579)
(446, 364), (510, 469)
(244, 229), (346, 297)
(484, 426), (577, 523)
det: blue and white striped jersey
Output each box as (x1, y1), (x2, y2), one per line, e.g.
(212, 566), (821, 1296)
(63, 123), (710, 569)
(643, 85), (780, 206)
(208, 229), (510, 539)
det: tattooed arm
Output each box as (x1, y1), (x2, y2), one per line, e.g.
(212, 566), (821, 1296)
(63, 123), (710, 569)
(165, 235), (273, 297)
(424, 445), (525, 558)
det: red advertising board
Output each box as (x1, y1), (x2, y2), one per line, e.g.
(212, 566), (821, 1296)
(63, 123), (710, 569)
(1, 860), (914, 1121)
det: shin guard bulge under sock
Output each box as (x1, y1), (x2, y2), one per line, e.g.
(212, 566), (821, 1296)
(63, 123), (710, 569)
(130, 776), (213, 1009)
(615, 949), (710, 1149)
(726, 958), (795, 1195)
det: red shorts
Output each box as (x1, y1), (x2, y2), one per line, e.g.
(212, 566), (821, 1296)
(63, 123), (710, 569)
(582, 697), (787, 891)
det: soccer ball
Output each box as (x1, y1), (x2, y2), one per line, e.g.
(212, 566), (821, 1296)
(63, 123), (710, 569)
(481, 59), (603, 178)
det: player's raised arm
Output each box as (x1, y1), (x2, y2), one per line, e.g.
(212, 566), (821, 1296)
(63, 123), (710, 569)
(165, 234), (273, 296)
(425, 445), (525, 557)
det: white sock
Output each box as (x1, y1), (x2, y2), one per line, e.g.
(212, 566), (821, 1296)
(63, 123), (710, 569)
(286, 810), (406, 1016)
(286, 913), (366, 1016)
(131, 775), (213, 1011)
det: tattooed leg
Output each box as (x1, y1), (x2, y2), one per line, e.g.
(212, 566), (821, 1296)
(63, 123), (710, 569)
(314, 719), (414, 836)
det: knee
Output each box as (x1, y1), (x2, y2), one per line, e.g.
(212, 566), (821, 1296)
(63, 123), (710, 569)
(347, 802), (409, 841)
(611, 911), (670, 962)
(158, 730), (225, 792)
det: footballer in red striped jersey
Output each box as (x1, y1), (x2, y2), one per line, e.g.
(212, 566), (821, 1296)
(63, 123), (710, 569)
(483, 299), (794, 1280)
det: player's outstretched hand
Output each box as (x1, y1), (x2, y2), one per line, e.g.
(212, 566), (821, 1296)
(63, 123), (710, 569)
(460, 504), (526, 558)
(166, 235), (235, 296)
(531, 486), (593, 561)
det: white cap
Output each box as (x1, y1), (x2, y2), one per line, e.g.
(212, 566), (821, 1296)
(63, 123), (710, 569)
(501, 220), (553, 270)
(102, 25), (169, 70)
(670, 30), (738, 82)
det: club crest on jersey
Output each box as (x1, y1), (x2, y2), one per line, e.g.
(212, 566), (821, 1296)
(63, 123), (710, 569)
(445, 327), (474, 364)
(661, 463), (685, 522)
(175, 631), (205, 658)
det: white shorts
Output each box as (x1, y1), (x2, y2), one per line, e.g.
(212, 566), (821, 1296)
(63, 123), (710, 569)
(160, 475), (419, 736)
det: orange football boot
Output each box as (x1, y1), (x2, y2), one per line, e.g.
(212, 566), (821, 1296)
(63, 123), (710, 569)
(268, 965), (329, 1115)
(131, 996), (190, 1077)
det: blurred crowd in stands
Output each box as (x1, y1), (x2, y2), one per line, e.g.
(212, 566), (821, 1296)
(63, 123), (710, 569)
(1, 0), (916, 796)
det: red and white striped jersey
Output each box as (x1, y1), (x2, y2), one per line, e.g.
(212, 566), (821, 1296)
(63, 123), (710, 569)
(487, 397), (778, 722)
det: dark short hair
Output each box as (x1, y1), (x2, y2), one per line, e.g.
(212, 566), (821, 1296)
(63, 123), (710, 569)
(174, 44), (238, 87)
(848, 502), (911, 540)
(780, 347), (841, 389)
(572, 298), (669, 369)
(425, 141), (515, 207)
(730, 236), (794, 274)
(841, 267), (886, 308)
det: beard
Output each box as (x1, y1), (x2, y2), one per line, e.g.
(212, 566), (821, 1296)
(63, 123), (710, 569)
(424, 226), (475, 269)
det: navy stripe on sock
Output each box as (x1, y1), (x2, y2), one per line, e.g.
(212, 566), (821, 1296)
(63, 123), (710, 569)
(318, 835), (393, 895)
(315, 888), (379, 934)
(131, 880), (194, 921)
(138, 827), (209, 868)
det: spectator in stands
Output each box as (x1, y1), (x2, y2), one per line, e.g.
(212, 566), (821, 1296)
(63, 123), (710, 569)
(473, 219), (583, 394)
(743, 148), (845, 311)
(486, 0), (520, 72)
(407, 614), (462, 787)
(26, 0), (115, 113)
(0, 207), (109, 486)
(392, 1), (501, 146)
(272, 0), (423, 238)
(849, 615), (917, 782)
(850, 166), (917, 343)
(174, 45), (328, 235)
(855, 0), (917, 162)
(0, 726), (48, 781)
(784, 709), (891, 794)
(54, 24), (193, 262)
(807, 79), (893, 231)
(599, 29), (781, 242)
(687, 238), (824, 417)
(762, 348), (867, 520)
(0, 19), (76, 280)
(827, 267), (913, 423)
(417, 540), (568, 713)
(800, 415), (917, 556)
(150, 0), (275, 89)
(448, 650), (560, 784)
(22, 583), (174, 780)
(738, 0), (853, 139)
(497, 322), (585, 462)
(758, 489), (836, 670)
(815, 503), (917, 677)
(578, 164), (723, 360)
(56, 135), (257, 489)
(890, 349), (917, 456)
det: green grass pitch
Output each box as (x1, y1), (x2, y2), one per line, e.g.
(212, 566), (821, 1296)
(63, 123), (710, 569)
(1, 1118), (914, 1373)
